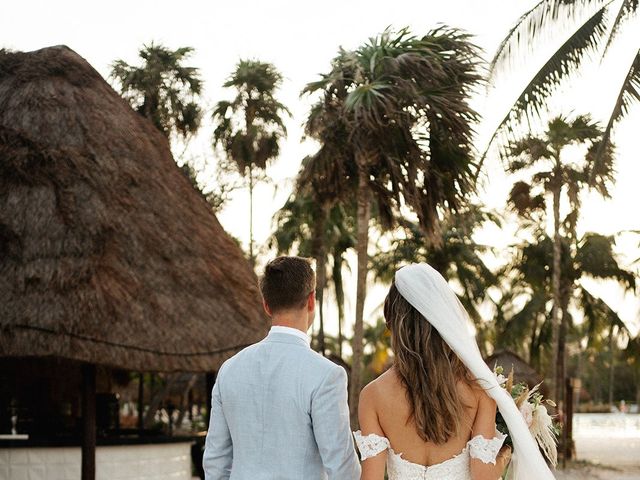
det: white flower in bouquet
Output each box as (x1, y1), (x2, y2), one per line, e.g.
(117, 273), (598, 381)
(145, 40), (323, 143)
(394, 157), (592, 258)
(530, 404), (558, 468)
(493, 364), (508, 386)
(519, 401), (534, 428)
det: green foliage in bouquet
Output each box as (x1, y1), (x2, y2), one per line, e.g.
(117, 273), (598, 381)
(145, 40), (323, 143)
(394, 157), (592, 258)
(493, 365), (558, 467)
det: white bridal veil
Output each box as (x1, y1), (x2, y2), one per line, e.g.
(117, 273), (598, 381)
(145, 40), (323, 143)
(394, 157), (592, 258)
(395, 263), (556, 480)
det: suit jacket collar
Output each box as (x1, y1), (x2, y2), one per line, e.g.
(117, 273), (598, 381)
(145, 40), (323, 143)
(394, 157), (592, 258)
(264, 331), (310, 348)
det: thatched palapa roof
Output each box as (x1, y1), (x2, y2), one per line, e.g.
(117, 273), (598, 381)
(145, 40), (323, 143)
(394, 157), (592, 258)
(0, 46), (268, 372)
(484, 350), (544, 390)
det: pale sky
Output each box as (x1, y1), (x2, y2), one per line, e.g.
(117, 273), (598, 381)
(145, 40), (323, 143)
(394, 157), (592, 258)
(3, 0), (639, 339)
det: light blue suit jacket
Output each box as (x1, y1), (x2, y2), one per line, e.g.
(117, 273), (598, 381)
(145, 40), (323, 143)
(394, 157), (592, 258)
(203, 331), (361, 480)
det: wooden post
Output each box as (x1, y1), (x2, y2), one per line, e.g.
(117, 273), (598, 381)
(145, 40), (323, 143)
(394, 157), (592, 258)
(205, 372), (216, 428)
(82, 363), (96, 480)
(565, 378), (573, 462)
(137, 372), (144, 434)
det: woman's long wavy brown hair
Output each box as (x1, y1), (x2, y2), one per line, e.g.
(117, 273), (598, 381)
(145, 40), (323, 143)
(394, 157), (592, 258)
(383, 281), (476, 444)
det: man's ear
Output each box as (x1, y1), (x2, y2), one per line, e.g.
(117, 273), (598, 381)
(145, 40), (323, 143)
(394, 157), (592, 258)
(263, 300), (272, 317)
(307, 292), (315, 312)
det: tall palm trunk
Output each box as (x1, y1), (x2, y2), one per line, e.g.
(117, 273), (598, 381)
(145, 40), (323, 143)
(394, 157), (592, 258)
(312, 203), (330, 356)
(608, 324), (616, 407)
(559, 283), (572, 462)
(635, 368), (640, 414)
(529, 315), (539, 368)
(551, 181), (562, 404)
(350, 161), (371, 428)
(248, 162), (254, 267)
(246, 106), (256, 268)
(332, 248), (346, 358)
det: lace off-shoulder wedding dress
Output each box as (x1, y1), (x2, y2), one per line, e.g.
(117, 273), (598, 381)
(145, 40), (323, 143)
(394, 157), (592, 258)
(353, 430), (506, 480)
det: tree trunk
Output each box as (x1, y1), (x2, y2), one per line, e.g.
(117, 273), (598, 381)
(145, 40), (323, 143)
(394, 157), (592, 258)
(529, 315), (539, 367)
(558, 285), (570, 465)
(551, 184), (562, 404)
(608, 325), (616, 408)
(349, 163), (370, 428)
(333, 249), (346, 359)
(312, 203), (330, 356)
(635, 368), (640, 414)
(248, 162), (255, 267)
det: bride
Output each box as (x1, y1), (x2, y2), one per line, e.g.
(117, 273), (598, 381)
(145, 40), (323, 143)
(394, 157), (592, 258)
(354, 263), (556, 480)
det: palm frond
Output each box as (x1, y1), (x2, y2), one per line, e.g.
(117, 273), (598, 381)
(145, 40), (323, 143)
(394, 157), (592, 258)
(508, 136), (553, 166)
(602, 0), (639, 56)
(594, 49), (640, 175)
(577, 233), (636, 290)
(579, 286), (630, 347)
(584, 139), (616, 196)
(508, 181), (547, 216)
(490, 0), (606, 76)
(479, 5), (609, 172)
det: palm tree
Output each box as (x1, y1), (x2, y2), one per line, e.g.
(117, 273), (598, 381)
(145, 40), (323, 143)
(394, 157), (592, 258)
(499, 181), (635, 461)
(305, 27), (483, 425)
(505, 114), (614, 403)
(213, 60), (290, 265)
(270, 192), (355, 357)
(111, 45), (203, 423)
(370, 206), (500, 355)
(111, 43), (202, 141)
(497, 231), (635, 410)
(484, 0), (640, 168)
(298, 97), (357, 355)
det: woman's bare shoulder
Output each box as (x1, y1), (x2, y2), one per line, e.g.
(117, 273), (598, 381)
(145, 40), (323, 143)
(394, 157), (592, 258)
(456, 379), (496, 411)
(464, 381), (497, 415)
(360, 368), (399, 402)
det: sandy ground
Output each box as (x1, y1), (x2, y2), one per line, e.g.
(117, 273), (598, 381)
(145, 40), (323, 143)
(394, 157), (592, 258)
(554, 437), (640, 479)
(555, 463), (640, 480)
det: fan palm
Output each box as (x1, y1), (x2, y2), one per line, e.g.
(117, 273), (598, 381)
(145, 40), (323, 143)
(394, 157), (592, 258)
(297, 94), (357, 355)
(110, 43), (202, 141)
(270, 193), (355, 358)
(371, 206), (500, 355)
(498, 231), (635, 407)
(505, 114), (614, 402)
(484, 0), (640, 169)
(213, 60), (290, 265)
(269, 194), (355, 357)
(304, 27), (483, 425)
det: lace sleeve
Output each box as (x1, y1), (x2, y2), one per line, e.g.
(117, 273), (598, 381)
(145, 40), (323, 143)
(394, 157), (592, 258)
(468, 432), (507, 465)
(353, 430), (391, 461)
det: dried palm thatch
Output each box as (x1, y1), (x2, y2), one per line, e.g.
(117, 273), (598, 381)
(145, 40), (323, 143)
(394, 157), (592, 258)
(0, 46), (268, 372)
(485, 350), (545, 391)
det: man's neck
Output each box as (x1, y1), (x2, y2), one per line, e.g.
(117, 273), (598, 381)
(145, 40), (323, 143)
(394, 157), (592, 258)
(271, 313), (308, 334)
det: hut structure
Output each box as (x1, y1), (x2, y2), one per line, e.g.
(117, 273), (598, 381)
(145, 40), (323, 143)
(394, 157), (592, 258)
(0, 46), (269, 480)
(484, 350), (546, 392)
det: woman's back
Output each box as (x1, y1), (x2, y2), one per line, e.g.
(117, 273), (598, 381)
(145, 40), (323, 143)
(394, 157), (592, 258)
(363, 367), (479, 467)
(357, 367), (509, 480)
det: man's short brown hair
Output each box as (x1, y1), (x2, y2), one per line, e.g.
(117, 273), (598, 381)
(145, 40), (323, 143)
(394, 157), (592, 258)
(259, 256), (316, 313)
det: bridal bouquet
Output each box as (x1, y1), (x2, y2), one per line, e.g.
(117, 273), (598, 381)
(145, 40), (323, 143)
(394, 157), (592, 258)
(494, 365), (558, 467)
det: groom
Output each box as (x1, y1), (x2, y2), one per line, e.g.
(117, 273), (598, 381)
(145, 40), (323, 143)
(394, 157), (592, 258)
(203, 256), (361, 479)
